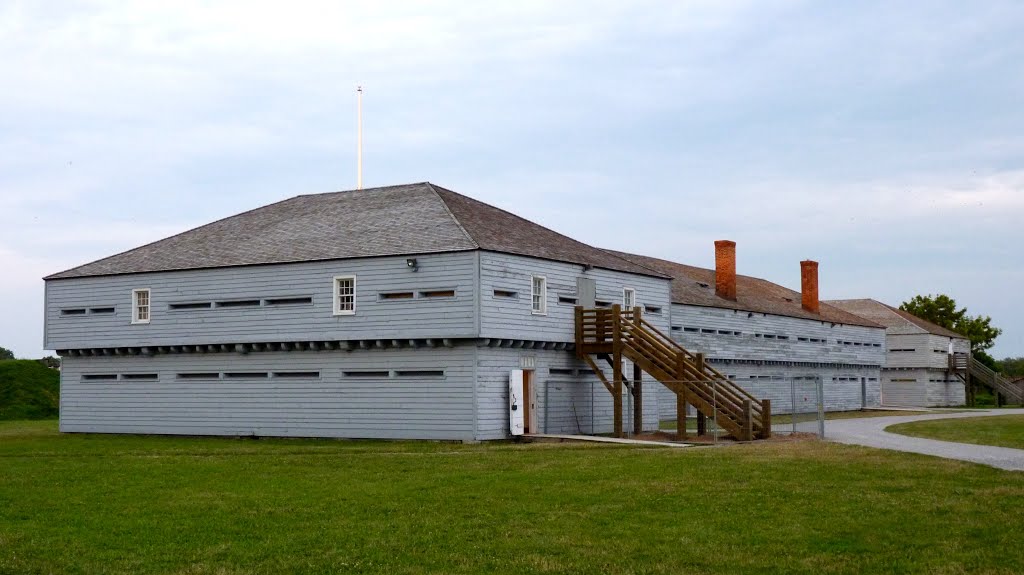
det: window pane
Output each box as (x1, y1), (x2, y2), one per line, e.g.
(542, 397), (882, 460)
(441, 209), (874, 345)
(336, 278), (355, 311)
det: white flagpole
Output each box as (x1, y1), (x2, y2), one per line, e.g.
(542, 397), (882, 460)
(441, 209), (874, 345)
(357, 86), (363, 190)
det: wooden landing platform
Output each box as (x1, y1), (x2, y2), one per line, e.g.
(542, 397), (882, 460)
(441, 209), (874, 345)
(525, 433), (693, 448)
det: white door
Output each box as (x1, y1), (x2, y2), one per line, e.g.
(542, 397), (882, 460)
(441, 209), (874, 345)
(510, 369), (525, 435)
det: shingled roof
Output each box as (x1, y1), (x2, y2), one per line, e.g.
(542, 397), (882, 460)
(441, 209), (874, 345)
(606, 251), (882, 328)
(825, 299), (966, 339)
(46, 182), (666, 280)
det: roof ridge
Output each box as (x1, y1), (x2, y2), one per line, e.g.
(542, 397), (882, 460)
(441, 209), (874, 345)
(425, 182), (479, 249)
(883, 301), (965, 338)
(296, 181), (431, 199)
(428, 184), (668, 279)
(593, 248), (670, 278)
(430, 183), (578, 243)
(43, 194), (304, 280)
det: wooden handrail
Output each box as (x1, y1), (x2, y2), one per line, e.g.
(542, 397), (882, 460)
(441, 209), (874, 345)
(576, 305), (770, 438)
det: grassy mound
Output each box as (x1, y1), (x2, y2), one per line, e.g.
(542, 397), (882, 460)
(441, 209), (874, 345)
(0, 360), (60, 420)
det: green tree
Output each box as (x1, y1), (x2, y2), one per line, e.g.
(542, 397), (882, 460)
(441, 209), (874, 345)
(37, 356), (61, 369)
(0, 347), (14, 360)
(900, 294), (1002, 360)
(998, 357), (1024, 378)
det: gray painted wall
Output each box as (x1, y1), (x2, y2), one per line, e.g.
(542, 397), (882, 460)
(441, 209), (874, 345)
(880, 368), (965, 407)
(60, 345), (478, 440)
(479, 252), (672, 343)
(49, 248), (680, 441)
(653, 365), (881, 418)
(474, 347), (662, 440)
(662, 303), (885, 415)
(45, 251), (479, 350)
(669, 303), (886, 365)
(885, 333), (970, 370)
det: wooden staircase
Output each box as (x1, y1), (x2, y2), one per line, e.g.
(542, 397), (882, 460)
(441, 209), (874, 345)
(951, 353), (1024, 405)
(575, 305), (771, 441)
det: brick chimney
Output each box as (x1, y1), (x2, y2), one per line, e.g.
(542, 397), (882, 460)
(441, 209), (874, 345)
(800, 260), (819, 314)
(714, 240), (737, 301)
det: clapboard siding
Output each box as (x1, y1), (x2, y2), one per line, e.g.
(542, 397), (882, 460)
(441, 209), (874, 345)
(925, 376), (966, 407)
(473, 347), (661, 440)
(60, 346), (477, 440)
(884, 334), (933, 368)
(669, 303), (886, 365)
(479, 252), (671, 342)
(45, 252), (478, 349)
(881, 370), (928, 407)
(654, 364), (881, 418)
(880, 368), (965, 407)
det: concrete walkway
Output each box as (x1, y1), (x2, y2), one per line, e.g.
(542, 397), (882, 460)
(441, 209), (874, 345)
(826, 408), (1024, 471)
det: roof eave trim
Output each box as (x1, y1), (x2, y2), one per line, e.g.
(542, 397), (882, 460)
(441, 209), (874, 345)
(42, 248), (482, 281)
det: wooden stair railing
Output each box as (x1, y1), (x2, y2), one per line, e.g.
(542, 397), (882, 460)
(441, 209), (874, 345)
(959, 356), (1024, 405)
(576, 305), (770, 440)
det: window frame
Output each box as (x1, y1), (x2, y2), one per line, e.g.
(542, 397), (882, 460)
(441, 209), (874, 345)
(622, 287), (636, 310)
(531, 275), (547, 315)
(131, 288), (151, 324)
(333, 275), (357, 316)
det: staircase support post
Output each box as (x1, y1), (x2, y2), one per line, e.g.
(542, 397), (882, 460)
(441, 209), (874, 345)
(760, 399), (772, 439)
(695, 353), (707, 436)
(675, 353), (687, 440)
(632, 362), (643, 436)
(742, 400), (753, 442)
(632, 306), (643, 436)
(612, 304), (623, 438)
(677, 391), (687, 440)
(574, 306), (583, 359)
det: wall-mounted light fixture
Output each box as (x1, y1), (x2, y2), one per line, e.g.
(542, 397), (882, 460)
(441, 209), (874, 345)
(406, 258), (418, 271)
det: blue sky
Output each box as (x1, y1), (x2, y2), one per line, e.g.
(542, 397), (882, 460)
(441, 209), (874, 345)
(1, 1), (1022, 358)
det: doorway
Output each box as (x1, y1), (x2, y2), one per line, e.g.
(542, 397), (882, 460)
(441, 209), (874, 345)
(523, 370), (538, 434)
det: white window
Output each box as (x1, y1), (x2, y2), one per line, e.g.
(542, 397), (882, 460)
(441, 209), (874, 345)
(131, 289), (150, 324)
(531, 276), (547, 315)
(333, 276), (356, 315)
(623, 288), (635, 310)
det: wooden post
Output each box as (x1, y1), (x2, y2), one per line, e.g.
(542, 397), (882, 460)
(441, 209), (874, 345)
(574, 306), (583, 358)
(632, 362), (643, 435)
(677, 390), (687, 440)
(631, 306), (643, 435)
(742, 400), (753, 442)
(760, 399), (772, 439)
(675, 352), (687, 440)
(612, 304), (623, 438)
(694, 352), (707, 436)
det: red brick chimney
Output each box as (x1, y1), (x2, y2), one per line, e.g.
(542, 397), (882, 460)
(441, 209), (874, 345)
(800, 260), (819, 314)
(714, 240), (737, 301)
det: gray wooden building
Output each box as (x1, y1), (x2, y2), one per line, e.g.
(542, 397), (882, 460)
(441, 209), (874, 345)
(45, 182), (901, 441)
(45, 183), (673, 440)
(610, 243), (887, 414)
(826, 299), (969, 407)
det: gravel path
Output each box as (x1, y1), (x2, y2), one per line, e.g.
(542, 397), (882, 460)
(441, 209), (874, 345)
(825, 408), (1024, 471)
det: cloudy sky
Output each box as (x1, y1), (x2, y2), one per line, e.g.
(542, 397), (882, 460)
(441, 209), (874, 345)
(1, 1), (1022, 359)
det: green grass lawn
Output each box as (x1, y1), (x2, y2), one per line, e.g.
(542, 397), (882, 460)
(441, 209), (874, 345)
(2, 421), (1023, 574)
(886, 414), (1024, 450)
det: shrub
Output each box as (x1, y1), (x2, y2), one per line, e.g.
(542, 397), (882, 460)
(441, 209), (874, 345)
(0, 360), (60, 420)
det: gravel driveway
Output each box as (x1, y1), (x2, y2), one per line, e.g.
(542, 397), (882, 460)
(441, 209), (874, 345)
(825, 408), (1024, 471)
